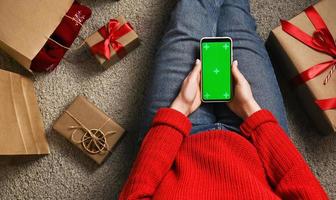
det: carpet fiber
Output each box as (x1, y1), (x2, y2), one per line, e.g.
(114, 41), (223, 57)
(0, 0), (335, 199)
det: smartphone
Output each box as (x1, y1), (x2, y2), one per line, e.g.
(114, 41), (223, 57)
(200, 37), (233, 102)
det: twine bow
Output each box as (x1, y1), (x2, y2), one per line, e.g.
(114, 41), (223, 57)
(90, 19), (133, 60)
(65, 111), (116, 154)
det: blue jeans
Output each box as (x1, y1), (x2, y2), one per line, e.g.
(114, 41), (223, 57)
(139, 0), (288, 140)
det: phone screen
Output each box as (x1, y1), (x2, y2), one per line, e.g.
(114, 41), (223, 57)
(201, 37), (232, 102)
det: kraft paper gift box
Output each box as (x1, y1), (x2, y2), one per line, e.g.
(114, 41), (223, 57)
(53, 96), (125, 164)
(267, 0), (336, 134)
(0, 69), (49, 155)
(85, 16), (140, 69)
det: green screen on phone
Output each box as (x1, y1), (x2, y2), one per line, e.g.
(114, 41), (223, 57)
(201, 38), (232, 101)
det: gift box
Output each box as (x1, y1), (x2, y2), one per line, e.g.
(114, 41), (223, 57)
(0, 69), (49, 155)
(0, 0), (91, 72)
(53, 96), (125, 164)
(267, 0), (336, 134)
(85, 16), (140, 69)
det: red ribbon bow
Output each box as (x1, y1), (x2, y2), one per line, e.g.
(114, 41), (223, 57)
(281, 6), (336, 85)
(281, 6), (336, 111)
(90, 19), (133, 60)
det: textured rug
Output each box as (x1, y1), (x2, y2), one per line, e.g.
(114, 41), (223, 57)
(0, 0), (335, 199)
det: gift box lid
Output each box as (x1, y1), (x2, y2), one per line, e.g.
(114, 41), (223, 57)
(269, 0), (336, 133)
(85, 16), (140, 68)
(272, 0), (336, 81)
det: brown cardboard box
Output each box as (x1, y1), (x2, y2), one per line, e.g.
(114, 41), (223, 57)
(0, 0), (74, 72)
(53, 96), (125, 164)
(267, 0), (336, 134)
(85, 16), (140, 69)
(0, 69), (49, 154)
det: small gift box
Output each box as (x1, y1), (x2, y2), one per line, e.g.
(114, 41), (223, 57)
(85, 16), (140, 68)
(267, 0), (336, 134)
(53, 96), (125, 164)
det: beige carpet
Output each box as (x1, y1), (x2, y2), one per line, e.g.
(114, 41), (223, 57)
(0, 0), (335, 199)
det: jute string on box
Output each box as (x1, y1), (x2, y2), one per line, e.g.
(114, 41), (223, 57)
(65, 111), (116, 154)
(324, 64), (335, 85)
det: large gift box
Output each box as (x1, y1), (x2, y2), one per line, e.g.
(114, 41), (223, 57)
(267, 0), (336, 134)
(85, 16), (140, 69)
(53, 96), (125, 164)
(0, 69), (50, 155)
(0, 0), (91, 72)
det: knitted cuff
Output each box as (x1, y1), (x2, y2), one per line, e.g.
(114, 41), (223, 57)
(240, 109), (278, 137)
(152, 108), (192, 137)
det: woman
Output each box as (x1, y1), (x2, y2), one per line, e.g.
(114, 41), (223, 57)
(119, 0), (328, 199)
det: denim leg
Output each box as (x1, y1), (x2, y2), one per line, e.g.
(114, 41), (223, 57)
(214, 0), (289, 133)
(139, 0), (225, 140)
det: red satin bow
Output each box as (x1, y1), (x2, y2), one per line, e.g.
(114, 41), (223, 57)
(281, 6), (336, 85)
(90, 19), (133, 60)
(281, 6), (336, 111)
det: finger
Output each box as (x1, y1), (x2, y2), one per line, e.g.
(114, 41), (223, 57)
(196, 87), (201, 101)
(189, 59), (202, 80)
(194, 59), (202, 72)
(197, 69), (201, 83)
(191, 70), (201, 89)
(231, 60), (246, 83)
(183, 59), (202, 85)
(190, 59), (201, 76)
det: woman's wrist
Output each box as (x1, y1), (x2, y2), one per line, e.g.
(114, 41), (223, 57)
(171, 99), (261, 118)
(170, 99), (190, 116)
(241, 100), (261, 119)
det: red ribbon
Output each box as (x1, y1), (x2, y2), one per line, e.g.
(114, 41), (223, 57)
(90, 19), (133, 60)
(281, 6), (336, 111)
(281, 6), (336, 85)
(315, 98), (336, 110)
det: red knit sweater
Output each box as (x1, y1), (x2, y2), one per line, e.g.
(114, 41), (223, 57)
(119, 108), (328, 199)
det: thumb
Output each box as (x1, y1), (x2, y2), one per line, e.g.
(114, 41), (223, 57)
(231, 60), (245, 83)
(189, 59), (202, 80)
(192, 59), (202, 74)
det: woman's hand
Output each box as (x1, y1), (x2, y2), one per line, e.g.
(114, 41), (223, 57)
(227, 60), (261, 119)
(170, 59), (202, 116)
(170, 59), (260, 119)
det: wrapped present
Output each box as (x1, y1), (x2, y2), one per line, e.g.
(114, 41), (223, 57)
(0, 0), (91, 72)
(53, 96), (125, 164)
(267, 0), (336, 134)
(0, 69), (49, 155)
(85, 16), (140, 69)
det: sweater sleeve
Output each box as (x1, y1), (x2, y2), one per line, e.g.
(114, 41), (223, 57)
(118, 108), (191, 200)
(240, 109), (328, 200)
